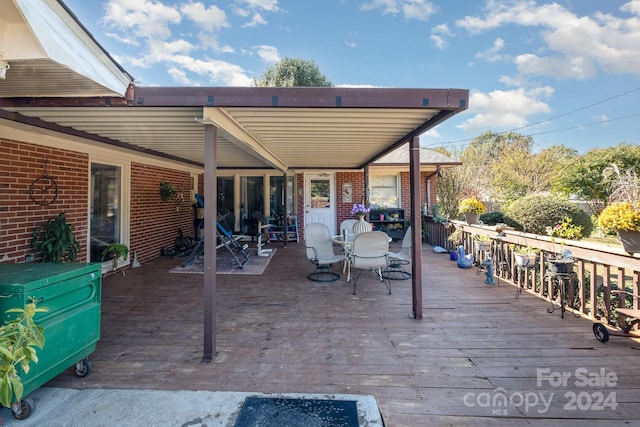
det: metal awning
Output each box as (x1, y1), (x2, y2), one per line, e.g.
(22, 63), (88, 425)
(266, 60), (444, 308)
(0, 86), (468, 171)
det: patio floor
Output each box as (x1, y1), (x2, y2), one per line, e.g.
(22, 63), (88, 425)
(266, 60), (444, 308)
(46, 241), (640, 426)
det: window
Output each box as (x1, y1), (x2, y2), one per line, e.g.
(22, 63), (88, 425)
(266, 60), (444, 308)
(370, 175), (399, 209)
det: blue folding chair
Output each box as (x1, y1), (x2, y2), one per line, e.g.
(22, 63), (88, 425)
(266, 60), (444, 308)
(217, 220), (249, 268)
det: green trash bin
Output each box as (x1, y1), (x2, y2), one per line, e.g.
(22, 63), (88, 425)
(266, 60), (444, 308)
(0, 263), (102, 419)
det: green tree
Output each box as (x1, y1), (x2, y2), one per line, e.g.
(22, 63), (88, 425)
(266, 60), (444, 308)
(490, 144), (577, 204)
(553, 143), (640, 215)
(253, 58), (333, 87)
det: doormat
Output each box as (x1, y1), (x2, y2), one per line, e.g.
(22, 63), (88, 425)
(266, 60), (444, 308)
(168, 247), (276, 275)
(234, 397), (359, 427)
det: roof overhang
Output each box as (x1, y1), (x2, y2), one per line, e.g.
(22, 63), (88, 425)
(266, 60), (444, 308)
(0, 0), (132, 97)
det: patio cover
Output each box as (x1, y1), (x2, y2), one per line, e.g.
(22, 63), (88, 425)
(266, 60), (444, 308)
(0, 0), (470, 361)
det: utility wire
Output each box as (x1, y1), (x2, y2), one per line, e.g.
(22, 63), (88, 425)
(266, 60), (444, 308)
(424, 86), (640, 148)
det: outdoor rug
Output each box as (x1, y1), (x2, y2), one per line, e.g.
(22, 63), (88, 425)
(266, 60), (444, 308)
(168, 247), (277, 275)
(234, 396), (359, 427)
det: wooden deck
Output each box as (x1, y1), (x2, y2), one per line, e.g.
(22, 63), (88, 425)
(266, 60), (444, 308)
(48, 242), (640, 426)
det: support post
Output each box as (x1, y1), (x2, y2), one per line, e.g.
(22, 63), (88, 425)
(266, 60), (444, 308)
(203, 123), (217, 362)
(409, 136), (423, 319)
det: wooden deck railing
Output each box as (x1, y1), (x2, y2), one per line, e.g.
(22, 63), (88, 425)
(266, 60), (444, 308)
(424, 220), (640, 325)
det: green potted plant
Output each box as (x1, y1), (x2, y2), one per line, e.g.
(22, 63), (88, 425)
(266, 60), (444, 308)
(512, 245), (540, 268)
(457, 197), (487, 224)
(101, 243), (129, 271)
(0, 302), (47, 418)
(598, 201), (640, 253)
(599, 164), (640, 253)
(30, 212), (82, 262)
(159, 180), (177, 202)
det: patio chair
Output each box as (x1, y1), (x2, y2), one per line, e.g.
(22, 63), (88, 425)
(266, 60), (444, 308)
(350, 231), (391, 295)
(305, 223), (346, 282)
(383, 226), (412, 280)
(217, 220), (249, 268)
(339, 219), (358, 235)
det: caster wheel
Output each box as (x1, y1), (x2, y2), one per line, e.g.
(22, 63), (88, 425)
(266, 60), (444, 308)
(12, 397), (35, 420)
(593, 323), (609, 343)
(75, 358), (93, 377)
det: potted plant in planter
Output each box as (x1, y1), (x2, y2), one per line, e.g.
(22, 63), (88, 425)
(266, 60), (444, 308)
(159, 180), (177, 202)
(101, 243), (129, 271)
(598, 201), (640, 253)
(457, 197), (486, 224)
(512, 246), (539, 268)
(599, 164), (640, 253)
(30, 212), (82, 263)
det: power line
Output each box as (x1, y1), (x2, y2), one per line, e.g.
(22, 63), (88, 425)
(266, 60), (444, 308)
(424, 86), (640, 148)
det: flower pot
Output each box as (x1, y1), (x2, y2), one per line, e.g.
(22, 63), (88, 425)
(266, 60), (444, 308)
(449, 251), (458, 261)
(464, 213), (479, 224)
(515, 252), (537, 268)
(547, 258), (574, 274)
(617, 230), (640, 254)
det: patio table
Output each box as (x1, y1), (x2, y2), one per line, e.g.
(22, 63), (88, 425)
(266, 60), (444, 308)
(332, 233), (355, 281)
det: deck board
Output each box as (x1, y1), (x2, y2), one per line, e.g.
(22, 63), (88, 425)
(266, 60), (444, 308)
(46, 242), (640, 425)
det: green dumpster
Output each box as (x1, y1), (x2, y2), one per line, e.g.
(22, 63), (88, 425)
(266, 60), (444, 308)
(0, 263), (101, 419)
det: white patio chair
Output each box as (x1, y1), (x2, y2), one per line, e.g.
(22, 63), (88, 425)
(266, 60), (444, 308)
(383, 226), (412, 280)
(304, 223), (346, 282)
(350, 231), (391, 295)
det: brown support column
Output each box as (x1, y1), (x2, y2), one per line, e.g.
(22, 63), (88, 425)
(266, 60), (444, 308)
(283, 172), (288, 248)
(203, 123), (217, 362)
(409, 136), (423, 319)
(363, 164), (370, 210)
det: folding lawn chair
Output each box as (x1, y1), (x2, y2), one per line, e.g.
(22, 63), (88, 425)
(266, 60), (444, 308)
(217, 220), (250, 268)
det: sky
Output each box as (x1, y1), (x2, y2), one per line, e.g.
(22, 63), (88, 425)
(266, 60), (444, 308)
(62, 0), (640, 154)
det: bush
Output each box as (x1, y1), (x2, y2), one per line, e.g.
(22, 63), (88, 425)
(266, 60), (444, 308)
(479, 211), (520, 229)
(504, 195), (593, 237)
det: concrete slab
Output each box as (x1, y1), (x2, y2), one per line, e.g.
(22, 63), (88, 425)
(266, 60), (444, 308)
(0, 388), (384, 427)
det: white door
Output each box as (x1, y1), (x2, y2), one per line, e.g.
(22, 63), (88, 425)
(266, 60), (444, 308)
(304, 173), (336, 234)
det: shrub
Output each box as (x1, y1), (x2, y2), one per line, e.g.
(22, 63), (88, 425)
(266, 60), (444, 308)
(479, 211), (520, 229)
(504, 195), (593, 237)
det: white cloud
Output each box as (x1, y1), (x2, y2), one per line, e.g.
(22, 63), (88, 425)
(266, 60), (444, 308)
(457, 87), (553, 132)
(236, 0), (280, 13)
(243, 13), (268, 27)
(362, 0), (436, 21)
(180, 3), (228, 33)
(457, 0), (640, 79)
(102, 0), (181, 40)
(475, 38), (506, 63)
(254, 45), (280, 63)
(403, 0), (437, 21)
(167, 67), (195, 85)
(170, 56), (253, 86)
(430, 23), (451, 49)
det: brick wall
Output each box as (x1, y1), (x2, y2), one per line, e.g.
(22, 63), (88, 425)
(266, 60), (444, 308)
(0, 138), (196, 265)
(400, 171), (435, 212)
(336, 171), (366, 232)
(0, 138), (89, 263)
(130, 164), (194, 262)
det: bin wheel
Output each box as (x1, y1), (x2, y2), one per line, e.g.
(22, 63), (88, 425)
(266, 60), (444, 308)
(11, 397), (35, 420)
(75, 358), (92, 377)
(593, 323), (609, 343)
